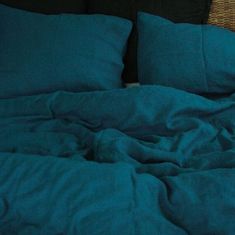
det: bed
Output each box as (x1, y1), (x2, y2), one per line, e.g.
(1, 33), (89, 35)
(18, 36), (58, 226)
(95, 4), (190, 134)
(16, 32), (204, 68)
(0, 1), (235, 234)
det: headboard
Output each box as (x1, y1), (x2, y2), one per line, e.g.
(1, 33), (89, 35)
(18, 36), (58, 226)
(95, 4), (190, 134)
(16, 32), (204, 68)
(0, 0), (87, 14)
(208, 0), (235, 32)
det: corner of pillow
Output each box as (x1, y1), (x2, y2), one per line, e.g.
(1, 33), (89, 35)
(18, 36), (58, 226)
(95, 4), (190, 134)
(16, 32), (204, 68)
(137, 11), (173, 26)
(124, 18), (133, 33)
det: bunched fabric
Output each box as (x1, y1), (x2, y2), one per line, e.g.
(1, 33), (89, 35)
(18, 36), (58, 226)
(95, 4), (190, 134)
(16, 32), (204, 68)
(0, 85), (235, 234)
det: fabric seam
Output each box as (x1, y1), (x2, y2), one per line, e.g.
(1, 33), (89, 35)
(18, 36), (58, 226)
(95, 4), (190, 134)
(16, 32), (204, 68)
(201, 26), (209, 93)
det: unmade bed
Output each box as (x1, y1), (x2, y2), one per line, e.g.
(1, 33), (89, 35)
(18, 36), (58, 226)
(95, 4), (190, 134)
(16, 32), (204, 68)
(0, 1), (235, 234)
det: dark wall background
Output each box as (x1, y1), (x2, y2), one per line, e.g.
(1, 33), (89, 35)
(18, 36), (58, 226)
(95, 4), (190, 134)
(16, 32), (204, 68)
(0, 0), (87, 14)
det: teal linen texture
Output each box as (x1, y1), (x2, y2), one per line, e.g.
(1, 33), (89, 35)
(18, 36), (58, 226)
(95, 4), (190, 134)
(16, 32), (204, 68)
(137, 12), (235, 94)
(0, 85), (235, 234)
(0, 4), (132, 98)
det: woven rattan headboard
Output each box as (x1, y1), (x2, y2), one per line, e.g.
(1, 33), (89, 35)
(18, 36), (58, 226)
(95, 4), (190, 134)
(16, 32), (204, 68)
(208, 0), (235, 31)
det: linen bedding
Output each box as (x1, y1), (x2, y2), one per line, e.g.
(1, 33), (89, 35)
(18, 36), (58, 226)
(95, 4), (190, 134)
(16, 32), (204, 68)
(0, 4), (132, 98)
(0, 85), (235, 234)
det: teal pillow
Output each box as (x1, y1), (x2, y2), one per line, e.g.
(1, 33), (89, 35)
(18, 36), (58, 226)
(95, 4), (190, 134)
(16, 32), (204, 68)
(137, 12), (235, 94)
(0, 4), (132, 98)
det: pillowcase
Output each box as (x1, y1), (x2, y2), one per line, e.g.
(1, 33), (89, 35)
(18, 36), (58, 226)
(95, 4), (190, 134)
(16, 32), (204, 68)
(137, 12), (235, 94)
(87, 0), (212, 84)
(0, 4), (132, 98)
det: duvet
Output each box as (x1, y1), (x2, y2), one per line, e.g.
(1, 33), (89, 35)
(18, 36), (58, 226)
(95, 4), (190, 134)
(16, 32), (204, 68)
(0, 85), (235, 235)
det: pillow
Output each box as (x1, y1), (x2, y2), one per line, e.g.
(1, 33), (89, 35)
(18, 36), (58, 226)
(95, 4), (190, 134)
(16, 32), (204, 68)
(87, 0), (212, 84)
(0, 4), (132, 98)
(208, 0), (235, 32)
(137, 12), (235, 94)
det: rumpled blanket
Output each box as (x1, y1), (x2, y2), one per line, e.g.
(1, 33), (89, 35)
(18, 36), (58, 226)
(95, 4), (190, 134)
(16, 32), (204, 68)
(0, 85), (235, 235)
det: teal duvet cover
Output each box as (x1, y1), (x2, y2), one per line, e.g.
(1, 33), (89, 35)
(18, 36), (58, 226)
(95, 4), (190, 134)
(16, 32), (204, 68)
(0, 85), (235, 235)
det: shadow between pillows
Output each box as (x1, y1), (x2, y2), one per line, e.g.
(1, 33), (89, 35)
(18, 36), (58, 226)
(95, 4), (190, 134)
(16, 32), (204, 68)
(137, 12), (235, 94)
(88, 0), (212, 83)
(0, 4), (132, 98)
